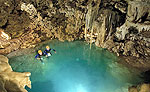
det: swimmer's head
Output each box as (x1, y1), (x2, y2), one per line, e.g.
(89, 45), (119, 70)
(46, 46), (50, 50)
(38, 50), (42, 55)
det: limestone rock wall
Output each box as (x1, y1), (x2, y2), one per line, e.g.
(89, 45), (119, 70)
(0, 0), (89, 54)
(0, 0), (149, 69)
(92, 0), (150, 70)
(0, 0), (31, 38)
(0, 0), (149, 68)
(0, 29), (40, 54)
(0, 55), (31, 92)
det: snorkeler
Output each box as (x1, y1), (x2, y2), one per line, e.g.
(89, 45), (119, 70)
(44, 46), (56, 57)
(35, 50), (45, 62)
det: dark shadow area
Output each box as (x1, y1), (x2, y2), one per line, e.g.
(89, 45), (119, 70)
(128, 26), (138, 34)
(81, 0), (88, 6)
(141, 70), (150, 83)
(113, 36), (125, 43)
(140, 12), (149, 23)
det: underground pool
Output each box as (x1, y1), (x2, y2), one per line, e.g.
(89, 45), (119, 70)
(8, 40), (142, 92)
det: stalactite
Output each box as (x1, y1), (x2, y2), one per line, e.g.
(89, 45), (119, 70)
(84, 27), (87, 40)
(90, 26), (93, 49)
(85, 0), (101, 42)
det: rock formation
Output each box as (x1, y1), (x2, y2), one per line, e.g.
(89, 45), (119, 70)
(129, 84), (150, 92)
(0, 29), (40, 54)
(0, 55), (31, 92)
(0, 29), (11, 40)
(0, 0), (149, 59)
(94, 0), (150, 70)
(0, 0), (150, 91)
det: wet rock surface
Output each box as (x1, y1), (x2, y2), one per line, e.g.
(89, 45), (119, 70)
(0, 55), (31, 92)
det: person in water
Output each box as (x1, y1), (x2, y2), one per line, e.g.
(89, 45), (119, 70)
(44, 46), (56, 57)
(35, 50), (45, 62)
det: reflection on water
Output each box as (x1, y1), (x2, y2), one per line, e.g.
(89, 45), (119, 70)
(9, 40), (142, 92)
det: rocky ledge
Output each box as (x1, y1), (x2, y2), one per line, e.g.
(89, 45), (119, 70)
(0, 55), (31, 92)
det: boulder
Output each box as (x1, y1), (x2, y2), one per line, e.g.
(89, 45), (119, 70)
(0, 55), (31, 92)
(129, 84), (150, 92)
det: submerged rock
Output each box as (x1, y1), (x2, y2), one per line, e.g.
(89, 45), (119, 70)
(0, 55), (31, 92)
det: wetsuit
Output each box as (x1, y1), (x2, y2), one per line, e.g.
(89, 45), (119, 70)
(44, 48), (56, 56)
(35, 53), (44, 62)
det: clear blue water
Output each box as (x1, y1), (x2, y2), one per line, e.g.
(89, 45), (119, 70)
(9, 40), (141, 92)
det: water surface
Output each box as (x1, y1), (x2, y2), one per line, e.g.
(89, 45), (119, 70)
(9, 40), (141, 92)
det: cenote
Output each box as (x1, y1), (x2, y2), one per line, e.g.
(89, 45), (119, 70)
(8, 40), (142, 92)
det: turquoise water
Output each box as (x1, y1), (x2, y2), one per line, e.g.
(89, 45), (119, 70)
(9, 40), (141, 92)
